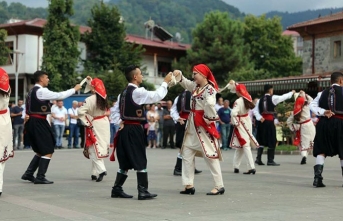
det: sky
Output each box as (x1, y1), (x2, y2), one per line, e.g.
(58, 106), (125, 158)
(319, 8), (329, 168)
(4, 0), (343, 15)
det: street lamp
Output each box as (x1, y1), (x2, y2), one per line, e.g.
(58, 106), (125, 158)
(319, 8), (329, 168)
(13, 50), (24, 105)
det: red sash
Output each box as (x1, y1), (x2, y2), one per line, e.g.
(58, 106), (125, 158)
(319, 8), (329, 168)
(0, 109), (7, 114)
(332, 114), (343, 120)
(262, 114), (274, 121)
(29, 114), (46, 119)
(233, 113), (249, 146)
(179, 112), (189, 119)
(192, 110), (220, 139)
(85, 115), (107, 148)
(293, 118), (311, 146)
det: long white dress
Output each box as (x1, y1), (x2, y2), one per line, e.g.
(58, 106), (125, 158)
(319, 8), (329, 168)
(0, 94), (14, 192)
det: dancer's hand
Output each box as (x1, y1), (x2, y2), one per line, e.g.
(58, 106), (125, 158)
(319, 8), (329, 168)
(119, 122), (124, 130)
(74, 84), (81, 91)
(260, 117), (265, 123)
(324, 110), (334, 118)
(178, 117), (186, 125)
(164, 72), (172, 83)
(173, 70), (181, 77)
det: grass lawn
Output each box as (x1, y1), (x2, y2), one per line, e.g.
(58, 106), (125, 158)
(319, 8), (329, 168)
(276, 144), (298, 151)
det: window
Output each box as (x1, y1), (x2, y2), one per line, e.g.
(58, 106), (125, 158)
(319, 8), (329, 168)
(157, 61), (171, 77)
(5, 41), (13, 65)
(334, 40), (341, 58)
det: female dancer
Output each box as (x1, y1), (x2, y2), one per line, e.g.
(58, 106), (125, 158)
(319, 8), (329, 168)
(173, 64), (225, 195)
(0, 68), (14, 196)
(78, 77), (110, 182)
(287, 91), (315, 165)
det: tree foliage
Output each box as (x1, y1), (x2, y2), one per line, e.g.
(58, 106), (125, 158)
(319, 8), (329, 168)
(0, 29), (9, 65)
(41, 0), (80, 91)
(242, 15), (302, 79)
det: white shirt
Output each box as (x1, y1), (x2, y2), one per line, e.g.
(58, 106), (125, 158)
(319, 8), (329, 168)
(68, 107), (79, 124)
(253, 92), (293, 121)
(52, 106), (68, 125)
(170, 96), (179, 124)
(214, 103), (223, 112)
(310, 83), (340, 116)
(109, 106), (119, 124)
(112, 82), (168, 124)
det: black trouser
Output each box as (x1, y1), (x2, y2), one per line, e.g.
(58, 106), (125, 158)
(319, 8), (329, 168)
(175, 121), (187, 148)
(79, 125), (85, 148)
(163, 125), (175, 148)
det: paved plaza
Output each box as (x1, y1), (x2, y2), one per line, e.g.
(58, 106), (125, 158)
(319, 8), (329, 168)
(1, 146), (343, 221)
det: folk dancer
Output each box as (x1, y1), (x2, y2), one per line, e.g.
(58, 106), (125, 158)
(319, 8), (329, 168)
(21, 71), (81, 184)
(78, 77), (110, 182)
(310, 72), (343, 187)
(170, 90), (202, 176)
(110, 65), (172, 200)
(286, 91), (315, 165)
(0, 68), (14, 196)
(226, 82), (259, 174)
(173, 64), (225, 195)
(253, 84), (295, 166)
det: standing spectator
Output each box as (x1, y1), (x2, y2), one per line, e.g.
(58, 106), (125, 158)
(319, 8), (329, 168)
(142, 104), (150, 146)
(67, 100), (80, 149)
(248, 98), (259, 137)
(52, 100), (68, 149)
(156, 103), (164, 147)
(217, 100), (231, 151)
(109, 100), (119, 148)
(10, 99), (24, 150)
(162, 100), (175, 149)
(215, 96), (224, 112)
(146, 104), (159, 148)
(78, 101), (85, 148)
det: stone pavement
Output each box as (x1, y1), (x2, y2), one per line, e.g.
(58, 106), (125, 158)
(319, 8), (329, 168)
(1, 147), (343, 221)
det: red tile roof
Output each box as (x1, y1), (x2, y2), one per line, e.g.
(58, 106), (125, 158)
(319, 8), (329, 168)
(0, 18), (190, 50)
(288, 11), (343, 29)
(282, 30), (300, 36)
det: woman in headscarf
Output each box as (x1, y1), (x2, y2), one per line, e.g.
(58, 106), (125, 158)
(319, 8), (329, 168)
(173, 64), (225, 195)
(227, 82), (259, 175)
(0, 68), (14, 196)
(78, 77), (110, 182)
(286, 90), (315, 165)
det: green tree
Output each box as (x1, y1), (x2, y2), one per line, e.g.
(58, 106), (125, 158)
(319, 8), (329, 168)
(0, 29), (9, 65)
(175, 11), (252, 85)
(41, 0), (80, 91)
(243, 15), (302, 79)
(82, 2), (143, 73)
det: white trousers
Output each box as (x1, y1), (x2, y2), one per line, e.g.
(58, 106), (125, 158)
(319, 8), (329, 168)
(88, 147), (106, 175)
(0, 162), (6, 192)
(301, 150), (308, 157)
(182, 146), (224, 188)
(233, 146), (255, 170)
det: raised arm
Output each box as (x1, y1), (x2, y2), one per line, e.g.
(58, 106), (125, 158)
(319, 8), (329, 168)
(37, 87), (76, 101)
(272, 91), (295, 105)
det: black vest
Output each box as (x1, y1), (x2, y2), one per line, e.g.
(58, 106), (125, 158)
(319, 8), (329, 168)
(25, 86), (51, 115)
(258, 95), (276, 114)
(319, 86), (343, 114)
(119, 85), (145, 121)
(177, 90), (191, 113)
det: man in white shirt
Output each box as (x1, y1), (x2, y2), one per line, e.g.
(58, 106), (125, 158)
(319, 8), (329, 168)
(21, 71), (81, 184)
(109, 100), (119, 148)
(68, 100), (80, 149)
(52, 100), (68, 149)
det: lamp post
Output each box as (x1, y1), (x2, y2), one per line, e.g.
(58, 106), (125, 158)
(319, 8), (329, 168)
(13, 50), (24, 105)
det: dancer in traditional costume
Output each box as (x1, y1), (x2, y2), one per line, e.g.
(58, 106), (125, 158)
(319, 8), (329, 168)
(171, 90), (202, 176)
(21, 71), (81, 184)
(253, 85), (295, 166)
(227, 82), (259, 174)
(173, 64), (225, 195)
(286, 91), (315, 165)
(110, 65), (172, 200)
(78, 77), (110, 182)
(0, 68), (14, 196)
(310, 72), (343, 187)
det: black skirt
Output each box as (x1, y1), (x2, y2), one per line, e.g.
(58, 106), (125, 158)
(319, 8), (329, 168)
(25, 117), (55, 155)
(116, 124), (147, 170)
(256, 120), (276, 149)
(175, 121), (186, 148)
(313, 117), (343, 158)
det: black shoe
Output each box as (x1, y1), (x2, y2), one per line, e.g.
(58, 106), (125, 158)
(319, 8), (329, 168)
(313, 165), (326, 187)
(300, 157), (307, 165)
(22, 155), (40, 182)
(195, 168), (202, 174)
(206, 187), (225, 195)
(234, 168), (239, 173)
(173, 169), (182, 176)
(96, 172), (107, 182)
(34, 158), (54, 184)
(91, 175), (97, 180)
(267, 161), (280, 166)
(111, 173), (133, 198)
(21, 174), (36, 182)
(243, 169), (256, 175)
(255, 159), (265, 165)
(137, 172), (157, 200)
(180, 187), (195, 195)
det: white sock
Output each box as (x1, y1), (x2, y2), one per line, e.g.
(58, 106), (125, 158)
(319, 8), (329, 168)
(301, 151), (308, 157)
(118, 169), (127, 175)
(177, 153), (182, 159)
(137, 169), (146, 173)
(340, 160), (343, 167)
(315, 155), (325, 165)
(41, 156), (51, 160)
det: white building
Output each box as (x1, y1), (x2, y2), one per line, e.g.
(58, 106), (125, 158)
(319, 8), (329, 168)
(282, 30), (303, 57)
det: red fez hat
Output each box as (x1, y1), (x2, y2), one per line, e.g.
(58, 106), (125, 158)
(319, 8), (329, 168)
(0, 68), (10, 93)
(91, 78), (107, 99)
(293, 96), (305, 116)
(193, 64), (219, 91)
(236, 84), (252, 102)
